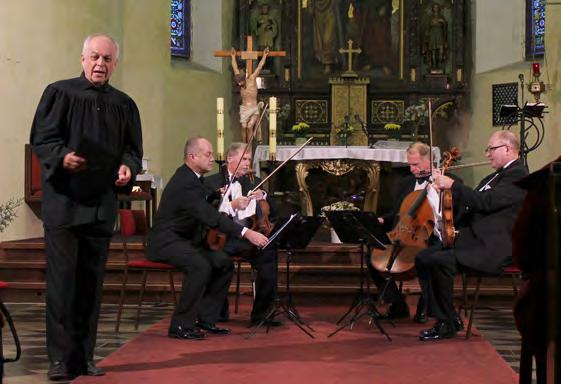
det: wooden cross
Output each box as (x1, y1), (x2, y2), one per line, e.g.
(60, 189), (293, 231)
(214, 35), (286, 77)
(339, 39), (362, 76)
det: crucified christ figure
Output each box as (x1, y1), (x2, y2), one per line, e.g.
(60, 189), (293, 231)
(231, 47), (269, 143)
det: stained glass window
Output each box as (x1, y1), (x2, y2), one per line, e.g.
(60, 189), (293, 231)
(171, 0), (190, 58)
(526, 0), (545, 59)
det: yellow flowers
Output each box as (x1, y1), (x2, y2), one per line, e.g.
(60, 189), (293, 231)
(291, 122), (310, 136)
(384, 123), (401, 130)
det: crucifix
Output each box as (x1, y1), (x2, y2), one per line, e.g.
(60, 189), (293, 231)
(339, 39), (361, 78)
(214, 35), (286, 77)
(214, 35), (287, 143)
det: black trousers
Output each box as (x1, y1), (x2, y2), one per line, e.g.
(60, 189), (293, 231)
(44, 222), (112, 369)
(223, 238), (277, 321)
(150, 240), (234, 329)
(415, 243), (458, 323)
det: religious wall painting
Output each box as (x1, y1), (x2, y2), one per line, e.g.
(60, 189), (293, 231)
(295, 99), (329, 125)
(420, 0), (453, 76)
(298, 0), (403, 82)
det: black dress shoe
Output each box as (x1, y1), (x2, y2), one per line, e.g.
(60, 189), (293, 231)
(48, 361), (74, 381)
(168, 325), (207, 340)
(454, 316), (464, 332)
(419, 321), (457, 341)
(86, 360), (105, 376)
(197, 321), (231, 335)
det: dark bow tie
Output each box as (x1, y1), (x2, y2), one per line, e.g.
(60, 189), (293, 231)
(416, 176), (430, 184)
(198, 175), (205, 184)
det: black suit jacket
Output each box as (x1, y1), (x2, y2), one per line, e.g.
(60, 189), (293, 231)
(453, 159), (528, 274)
(146, 164), (243, 259)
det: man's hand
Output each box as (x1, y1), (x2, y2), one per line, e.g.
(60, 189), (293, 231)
(247, 189), (265, 200)
(243, 229), (268, 248)
(63, 152), (87, 172)
(263, 47), (270, 56)
(115, 164), (132, 187)
(432, 174), (454, 191)
(232, 196), (251, 210)
(230, 47), (236, 57)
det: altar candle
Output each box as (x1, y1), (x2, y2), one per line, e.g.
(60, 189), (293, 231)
(216, 97), (224, 161)
(269, 97), (277, 161)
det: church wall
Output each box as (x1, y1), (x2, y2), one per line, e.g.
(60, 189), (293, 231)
(0, 0), (234, 242)
(460, 0), (560, 186)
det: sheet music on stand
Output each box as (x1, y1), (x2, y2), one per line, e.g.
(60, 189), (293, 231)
(262, 214), (297, 250)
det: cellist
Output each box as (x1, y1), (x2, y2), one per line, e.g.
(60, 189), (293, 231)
(369, 142), (466, 322)
(416, 130), (528, 341)
(204, 142), (281, 327)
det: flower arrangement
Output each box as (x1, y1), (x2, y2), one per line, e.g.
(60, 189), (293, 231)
(0, 198), (23, 233)
(403, 103), (428, 123)
(320, 201), (360, 217)
(384, 123), (401, 131)
(291, 122), (310, 137)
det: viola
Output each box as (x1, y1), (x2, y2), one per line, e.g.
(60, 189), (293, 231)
(247, 171), (274, 236)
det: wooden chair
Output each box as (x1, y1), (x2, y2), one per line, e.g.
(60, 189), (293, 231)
(0, 281), (21, 378)
(460, 265), (521, 339)
(232, 256), (256, 314)
(114, 209), (178, 333)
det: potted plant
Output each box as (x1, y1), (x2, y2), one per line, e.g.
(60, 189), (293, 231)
(320, 201), (360, 243)
(383, 123), (401, 141)
(291, 122), (310, 145)
(0, 198), (23, 234)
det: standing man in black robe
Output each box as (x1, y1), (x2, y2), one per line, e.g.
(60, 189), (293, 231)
(204, 142), (280, 326)
(417, 130), (528, 341)
(146, 137), (268, 340)
(30, 33), (143, 381)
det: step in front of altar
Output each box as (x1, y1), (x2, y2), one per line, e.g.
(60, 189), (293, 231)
(0, 238), (519, 303)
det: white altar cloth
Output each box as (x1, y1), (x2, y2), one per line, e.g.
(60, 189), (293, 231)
(253, 144), (441, 175)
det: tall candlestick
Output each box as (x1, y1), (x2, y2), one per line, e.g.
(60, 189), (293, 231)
(269, 97), (277, 161)
(216, 97), (224, 161)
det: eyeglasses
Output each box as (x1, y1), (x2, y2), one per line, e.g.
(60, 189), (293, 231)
(485, 144), (507, 153)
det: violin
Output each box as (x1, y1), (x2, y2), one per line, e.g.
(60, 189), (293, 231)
(247, 171), (274, 236)
(439, 148), (460, 248)
(204, 164), (230, 251)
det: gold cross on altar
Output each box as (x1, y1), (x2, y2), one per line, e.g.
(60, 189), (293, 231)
(339, 39), (361, 77)
(214, 36), (286, 77)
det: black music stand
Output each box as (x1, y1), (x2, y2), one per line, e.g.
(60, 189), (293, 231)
(326, 211), (392, 341)
(247, 214), (322, 339)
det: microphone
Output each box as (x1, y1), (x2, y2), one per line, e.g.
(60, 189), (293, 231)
(518, 73), (524, 84)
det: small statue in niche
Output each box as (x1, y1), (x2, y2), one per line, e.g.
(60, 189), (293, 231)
(251, 2), (279, 50)
(422, 3), (448, 74)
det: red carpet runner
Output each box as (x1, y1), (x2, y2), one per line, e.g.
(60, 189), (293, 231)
(75, 302), (517, 384)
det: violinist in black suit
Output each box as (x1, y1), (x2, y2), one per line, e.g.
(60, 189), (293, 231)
(417, 130), (528, 341)
(146, 137), (268, 340)
(204, 142), (280, 326)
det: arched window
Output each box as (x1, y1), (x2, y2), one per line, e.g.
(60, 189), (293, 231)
(171, 0), (190, 58)
(526, 0), (545, 59)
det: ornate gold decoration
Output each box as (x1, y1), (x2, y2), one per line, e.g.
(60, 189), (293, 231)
(295, 100), (328, 124)
(329, 77), (369, 146)
(295, 160), (380, 216)
(319, 160), (356, 176)
(372, 100), (405, 124)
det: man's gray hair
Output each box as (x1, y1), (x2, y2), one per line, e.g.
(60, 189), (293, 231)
(493, 130), (520, 152)
(184, 137), (204, 160)
(407, 142), (431, 159)
(227, 142), (247, 158)
(82, 33), (120, 60)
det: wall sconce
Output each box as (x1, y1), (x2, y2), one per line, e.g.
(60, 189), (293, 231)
(528, 62), (546, 102)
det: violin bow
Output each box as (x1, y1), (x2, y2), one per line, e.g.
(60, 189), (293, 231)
(222, 102), (269, 199)
(249, 137), (314, 193)
(428, 98), (434, 175)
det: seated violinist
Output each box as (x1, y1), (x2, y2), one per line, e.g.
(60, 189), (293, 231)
(146, 137), (268, 340)
(416, 130), (528, 341)
(204, 142), (281, 327)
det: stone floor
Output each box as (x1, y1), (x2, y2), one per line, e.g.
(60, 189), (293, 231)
(0, 296), (532, 383)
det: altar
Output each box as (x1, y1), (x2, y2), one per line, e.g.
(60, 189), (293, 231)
(253, 143), (441, 216)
